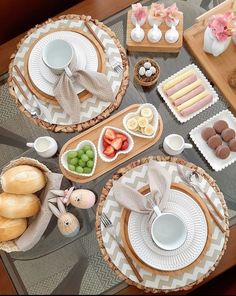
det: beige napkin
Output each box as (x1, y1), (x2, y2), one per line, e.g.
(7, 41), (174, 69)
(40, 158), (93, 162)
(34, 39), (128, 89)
(54, 54), (114, 123)
(113, 160), (171, 214)
(15, 172), (63, 251)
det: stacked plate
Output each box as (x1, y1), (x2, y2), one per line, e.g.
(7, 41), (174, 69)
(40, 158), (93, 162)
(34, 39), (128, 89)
(28, 30), (99, 100)
(121, 184), (211, 273)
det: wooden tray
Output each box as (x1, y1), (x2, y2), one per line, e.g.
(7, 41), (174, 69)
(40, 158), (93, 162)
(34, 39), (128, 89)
(184, 0), (236, 113)
(24, 27), (106, 105)
(120, 182), (212, 276)
(126, 10), (183, 53)
(59, 104), (163, 183)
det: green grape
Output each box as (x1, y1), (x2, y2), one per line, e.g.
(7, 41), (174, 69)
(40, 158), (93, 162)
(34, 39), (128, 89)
(83, 167), (92, 174)
(78, 159), (86, 168)
(68, 164), (76, 171)
(77, 149), (84, 158)
(76, 166), (84, 173)
(86, 149), (94, 159)
(87, 160), (94, 168)
(67, 151), (77, 159)
(81, 154), (89, 162)
(83, 145), (91, 152)
(69, 158), (78, 166)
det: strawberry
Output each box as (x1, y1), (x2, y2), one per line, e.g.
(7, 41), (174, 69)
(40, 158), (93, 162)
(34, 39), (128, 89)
(103, 135), (112, 145)
(103, 145), (116, 157)
(121, 140), (129, 150)
(104, 128), (116, 140)
(116, 133), (128, 142)
(111, 138), (122, 150)
(103, 140), (109, 148)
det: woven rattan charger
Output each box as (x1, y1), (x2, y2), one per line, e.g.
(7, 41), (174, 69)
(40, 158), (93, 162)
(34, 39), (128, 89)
(96, 155), (229, 293)
(8, 15), (129, 133)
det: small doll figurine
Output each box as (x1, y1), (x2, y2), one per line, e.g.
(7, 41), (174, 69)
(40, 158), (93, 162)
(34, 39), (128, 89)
(50, 187), (96, 209)
(131, 3), (148, 26)
(148, 3), (165, 27)
(48, 197), (80, 237)
(165, 3), (179, 27)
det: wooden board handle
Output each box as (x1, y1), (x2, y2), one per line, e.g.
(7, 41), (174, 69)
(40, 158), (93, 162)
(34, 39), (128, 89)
(118, 242), (143, 283)
(196, 0), (236, 24)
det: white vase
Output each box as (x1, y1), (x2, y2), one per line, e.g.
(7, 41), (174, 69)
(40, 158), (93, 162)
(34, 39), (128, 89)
(203, 26), (231, 57)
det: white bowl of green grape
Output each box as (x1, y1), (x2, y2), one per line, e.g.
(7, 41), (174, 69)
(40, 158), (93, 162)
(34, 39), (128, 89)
(61, 140), (97, 177)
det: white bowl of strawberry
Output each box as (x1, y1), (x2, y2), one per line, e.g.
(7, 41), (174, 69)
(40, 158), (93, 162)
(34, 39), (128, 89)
(98, 126), (134, 162)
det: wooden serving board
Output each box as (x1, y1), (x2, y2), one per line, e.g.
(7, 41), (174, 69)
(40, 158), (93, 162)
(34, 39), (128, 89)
(184, 0), (236, 113)
(24, 27), (106, 105)
(59, 104), (163, 183)
(126, 10), (183, 53)
(120, 182), (212, 276)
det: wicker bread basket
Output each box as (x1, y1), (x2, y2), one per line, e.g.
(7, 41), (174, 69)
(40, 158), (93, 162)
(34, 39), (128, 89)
(0, 157), (51, 253)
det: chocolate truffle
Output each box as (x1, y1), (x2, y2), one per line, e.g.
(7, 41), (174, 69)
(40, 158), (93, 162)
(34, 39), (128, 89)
(207, 134), (222, 149)
(215, 145), (230, 159)
(229, 138), (236, 152)
(213, 120), (228, 134)
(221, 128), (236, 142)
(201, 127), (216, 141)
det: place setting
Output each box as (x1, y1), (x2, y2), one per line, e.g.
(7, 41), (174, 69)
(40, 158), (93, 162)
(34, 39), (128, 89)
(8, 15), (129, 132)
(96, 156), (229, 293)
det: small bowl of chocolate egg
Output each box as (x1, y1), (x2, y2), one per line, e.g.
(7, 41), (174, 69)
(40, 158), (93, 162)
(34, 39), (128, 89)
(201, 119), (236, 160)
(134, 58), (160, 87)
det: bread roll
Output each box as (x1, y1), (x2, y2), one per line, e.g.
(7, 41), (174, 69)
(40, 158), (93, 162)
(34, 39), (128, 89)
(1, 165), (46, 194)
(0, 216), (27, 242)
(0, 192), (41, 218)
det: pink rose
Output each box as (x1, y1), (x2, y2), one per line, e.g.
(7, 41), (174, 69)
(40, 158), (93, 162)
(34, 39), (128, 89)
(165, 3), (179, 22)
(208, 12), (235, 41)
(132, 3), (147, 22)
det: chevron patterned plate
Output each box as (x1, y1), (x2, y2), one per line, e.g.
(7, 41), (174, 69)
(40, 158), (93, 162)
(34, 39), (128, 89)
(12, 19), (123, 125)
(128, 189), (208, 271)
(101, 161), (226, 290)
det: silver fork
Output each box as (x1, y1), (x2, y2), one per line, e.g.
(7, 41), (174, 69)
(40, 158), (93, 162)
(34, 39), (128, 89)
(108, 57), (123, 74)
(84, 21), (123, 74)
(101, 213), (143, 282)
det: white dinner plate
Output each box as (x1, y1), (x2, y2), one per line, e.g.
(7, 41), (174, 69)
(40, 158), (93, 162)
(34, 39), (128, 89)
(28, 31), (98, 96)
(128, 189), (208, 271)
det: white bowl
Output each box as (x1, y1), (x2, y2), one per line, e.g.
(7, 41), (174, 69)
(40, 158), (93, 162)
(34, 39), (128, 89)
(123, 103), (159, 139)
(98, 126), (134, 162)
(61, 140), (97, 177)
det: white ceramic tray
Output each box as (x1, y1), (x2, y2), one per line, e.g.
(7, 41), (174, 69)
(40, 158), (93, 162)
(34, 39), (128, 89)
(157, 64), (219, 123)
(189, 109), (236, 171)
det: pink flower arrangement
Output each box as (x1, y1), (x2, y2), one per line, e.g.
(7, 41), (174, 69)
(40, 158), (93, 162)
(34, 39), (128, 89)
(149, 3), (165, 20)
(165, 3), (179, 22)
(208, 12), (235, 41)
(132, 3), (148, 22)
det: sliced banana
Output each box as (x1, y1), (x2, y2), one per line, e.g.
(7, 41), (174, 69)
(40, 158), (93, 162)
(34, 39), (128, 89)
(127, 117), (138, 131)
(141, 107), (153, 118)
(137, 116), (149, 128)
(143, 124), (155, 136)
(140, 127), (146, 134)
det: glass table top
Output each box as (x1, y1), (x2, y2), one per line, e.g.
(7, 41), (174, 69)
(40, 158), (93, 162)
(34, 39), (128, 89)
(1, 0), (235, 295)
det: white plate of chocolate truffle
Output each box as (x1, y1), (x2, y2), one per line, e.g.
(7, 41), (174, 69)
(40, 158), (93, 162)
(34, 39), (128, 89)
(189, 109), (236, 171)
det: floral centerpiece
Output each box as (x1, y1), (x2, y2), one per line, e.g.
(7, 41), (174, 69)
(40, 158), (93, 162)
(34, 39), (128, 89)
(203, 12), (235, 57)
(131, 3), (148, 26)
(148, 3), (165, 26)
